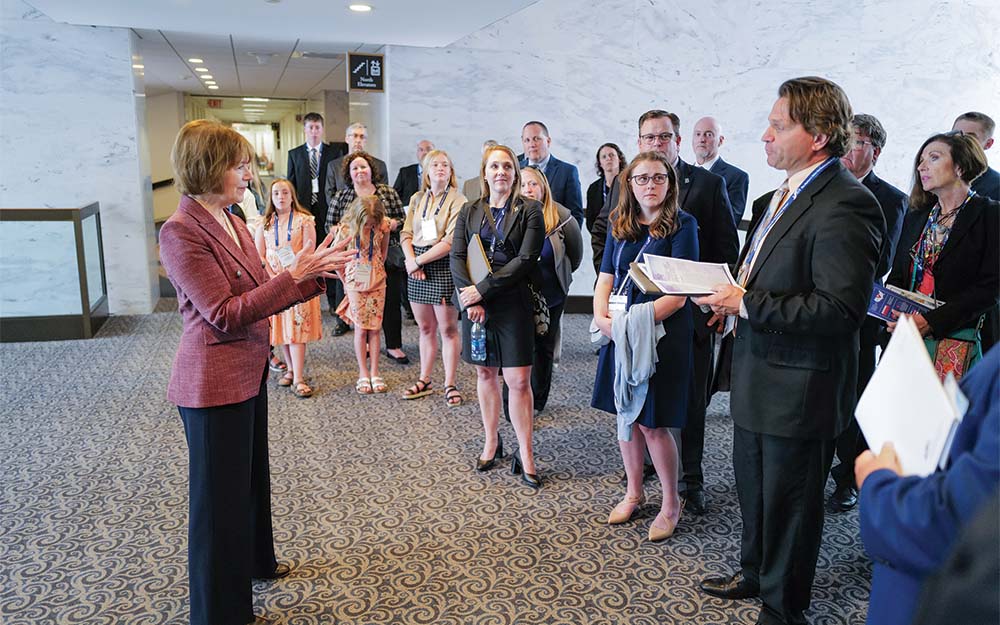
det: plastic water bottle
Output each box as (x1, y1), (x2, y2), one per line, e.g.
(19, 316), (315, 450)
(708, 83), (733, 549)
(471, 321), (486, 362)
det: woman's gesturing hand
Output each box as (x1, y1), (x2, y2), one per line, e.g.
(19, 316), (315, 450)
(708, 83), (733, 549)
(288, 232), (353, 282)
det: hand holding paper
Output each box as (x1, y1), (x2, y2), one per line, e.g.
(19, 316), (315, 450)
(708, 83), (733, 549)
(855, 442), (903, 488)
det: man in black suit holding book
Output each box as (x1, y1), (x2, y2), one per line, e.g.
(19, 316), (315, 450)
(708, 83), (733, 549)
(695, 77), (884, 625)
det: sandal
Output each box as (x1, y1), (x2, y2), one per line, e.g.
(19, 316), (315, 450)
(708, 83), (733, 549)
(292, 381), (314, 398)
(278, 371), (294, 387)
(371, 377), (387, 393)
(356, 378), (373, 394)
(402, 379), (433, 400)
(444, 385), (463, 407)
(268, 354), (287, 373)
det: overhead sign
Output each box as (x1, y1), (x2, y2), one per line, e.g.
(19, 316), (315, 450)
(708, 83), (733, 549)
(347, 53), (384, 92)
(207, 99), (223, 109)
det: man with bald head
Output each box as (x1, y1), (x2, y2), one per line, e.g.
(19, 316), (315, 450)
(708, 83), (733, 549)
(693, 116), (750, 223)
(393, 139), (434, 205)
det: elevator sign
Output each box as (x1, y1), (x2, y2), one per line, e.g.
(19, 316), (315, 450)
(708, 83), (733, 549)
(347, 53), (384, 92)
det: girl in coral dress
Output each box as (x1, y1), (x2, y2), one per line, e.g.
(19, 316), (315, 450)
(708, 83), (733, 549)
(336, 195), (390, 394)
(254, 178), (323, 398)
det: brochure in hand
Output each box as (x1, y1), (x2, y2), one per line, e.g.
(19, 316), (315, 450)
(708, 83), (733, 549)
(867, 283), (942, 322)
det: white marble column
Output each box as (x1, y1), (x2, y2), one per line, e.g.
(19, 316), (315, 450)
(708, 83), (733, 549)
(0, 0), (157, 315)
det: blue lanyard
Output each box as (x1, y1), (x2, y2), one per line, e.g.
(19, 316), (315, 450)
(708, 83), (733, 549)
(613, 234), (653, 295)
(355, 226), (376, 263)
(273, 212), (293, 248)
(483, 195), (513, 258)
(421, 190), (448, 220)
(742, 157), (837, 276)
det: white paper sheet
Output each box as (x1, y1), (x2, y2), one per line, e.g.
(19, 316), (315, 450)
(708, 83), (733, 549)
(640, 254), (737, 296)
(855, 315), (959, 477)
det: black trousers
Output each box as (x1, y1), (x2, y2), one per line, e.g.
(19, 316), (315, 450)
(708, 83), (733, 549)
(831, 317), (878, 488)
(383, 266), (404, 350)
(734, 425), (834, 625)
(178, 376), (277, 625)
(681, 330), (714, 491)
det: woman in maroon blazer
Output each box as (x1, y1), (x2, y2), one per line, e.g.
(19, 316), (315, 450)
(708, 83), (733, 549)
(159, 120), (350, 625)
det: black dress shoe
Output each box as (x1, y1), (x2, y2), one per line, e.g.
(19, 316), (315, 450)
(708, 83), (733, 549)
(385, 350), (410, 364)
(332, 322), (350, 336)
(827, 483), (858, 512)
(253, 562), (291, 580)
(247, 616), (273, 625)
(510, 450), (541, 488)
(685, 488), (706, 515)
(700, 571), (759, 600)
(476, 434), (504, 471)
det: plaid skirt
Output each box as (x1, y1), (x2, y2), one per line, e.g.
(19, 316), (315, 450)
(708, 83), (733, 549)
(407, 245), (454, 306)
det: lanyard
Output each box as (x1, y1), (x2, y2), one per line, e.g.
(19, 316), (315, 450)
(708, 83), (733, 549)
(741, 157), (837, 277)
(910, 188), (974, 290)
(482, 195), (513, 258)
(421, 190), (449, 220)
(613, 234), (653, 296)
(273, 212), (293, 248)
(355, 225), (376, 263)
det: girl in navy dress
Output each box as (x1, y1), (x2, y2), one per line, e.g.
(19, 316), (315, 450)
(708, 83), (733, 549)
(592, 152), (699, 541)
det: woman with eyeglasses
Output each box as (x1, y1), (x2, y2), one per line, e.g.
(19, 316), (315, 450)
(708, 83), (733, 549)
(591, 152), (698, 541)
(885, 132), (998, 376)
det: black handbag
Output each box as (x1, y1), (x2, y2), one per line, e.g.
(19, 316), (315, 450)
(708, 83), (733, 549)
(385, 242), (406, 270)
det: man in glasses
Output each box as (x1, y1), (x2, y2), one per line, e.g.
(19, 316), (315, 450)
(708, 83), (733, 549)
(594, 109), (739, 515)
(695, 77), (884, 625)
(826, 113), (908, 513)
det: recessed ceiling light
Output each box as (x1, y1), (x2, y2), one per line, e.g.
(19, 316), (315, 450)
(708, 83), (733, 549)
(207, 85), (219, 90)
(188, 58), (203, 63)
(132, 64), (144, 69)
(243, 97), (269, 102)
(204, 81), (216, 85)
(195, 67), (209, 73)
(200, 75), (214, 80)
(349, 4), (372, 12)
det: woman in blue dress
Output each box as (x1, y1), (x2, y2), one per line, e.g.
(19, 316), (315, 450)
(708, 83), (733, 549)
(591, 151), (698, 541)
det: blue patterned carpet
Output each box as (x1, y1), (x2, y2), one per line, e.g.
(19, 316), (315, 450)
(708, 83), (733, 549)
(0, 305), (870, 624)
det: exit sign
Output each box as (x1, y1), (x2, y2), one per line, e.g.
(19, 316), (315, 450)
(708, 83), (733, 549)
(207, 99), (223, 109)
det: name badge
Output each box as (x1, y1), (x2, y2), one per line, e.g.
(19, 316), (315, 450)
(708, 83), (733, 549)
(353, 262), (372, 289)
(311, 178), (319, 193)
(609, 294), (627, 315)
(421, 217), (438, 240)
(276, 246), (295, 268)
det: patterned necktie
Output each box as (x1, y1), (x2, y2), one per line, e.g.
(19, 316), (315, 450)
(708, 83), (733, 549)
(309, 148), (319, 205)
(737, 180), (789, 287)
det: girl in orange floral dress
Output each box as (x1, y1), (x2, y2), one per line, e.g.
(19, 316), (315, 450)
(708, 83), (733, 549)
(336, 195), (390, 394)
(254, 178), (323, 398)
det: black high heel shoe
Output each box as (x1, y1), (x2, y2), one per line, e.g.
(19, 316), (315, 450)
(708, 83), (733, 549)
(510, 450), (542, 489)
(475, 434), (504, 472)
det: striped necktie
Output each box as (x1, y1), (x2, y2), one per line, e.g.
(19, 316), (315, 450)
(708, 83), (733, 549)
(309, 147), (319, 205)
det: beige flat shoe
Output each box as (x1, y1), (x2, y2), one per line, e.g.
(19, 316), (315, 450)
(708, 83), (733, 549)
(608, 493), (646, 524)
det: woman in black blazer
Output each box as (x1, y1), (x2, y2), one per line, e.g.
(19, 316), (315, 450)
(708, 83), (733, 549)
(585, 143), (626, 238)
(887, 132), (998, 348)
(451, 145), (545, 488)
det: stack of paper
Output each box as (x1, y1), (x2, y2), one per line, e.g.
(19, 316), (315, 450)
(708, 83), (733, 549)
(855, 315), (967, 476)
(633, 254), (737, 296)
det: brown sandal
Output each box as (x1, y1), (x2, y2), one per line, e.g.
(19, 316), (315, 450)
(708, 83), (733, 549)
(444, 385), (463, 407)
(278, 371), (294, 387)
(402, 379), (433, 399)
(292, 381), (313, 398)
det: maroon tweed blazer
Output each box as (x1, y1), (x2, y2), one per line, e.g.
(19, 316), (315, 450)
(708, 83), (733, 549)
(159, 195), (324, 408)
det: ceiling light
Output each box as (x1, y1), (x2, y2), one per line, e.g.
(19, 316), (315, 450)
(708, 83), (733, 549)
(195, 67), (208, 73)
(200, 75), (214, 80)
(207, 85), (219, 90)
(132, 64), (144, 69)
(188, 58), (203, 63)
(349, 4), (372, 12)
(204, 81), (216, 85)
(243, 97), (269, 102)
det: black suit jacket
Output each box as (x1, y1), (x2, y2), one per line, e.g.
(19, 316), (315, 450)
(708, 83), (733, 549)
(518, 154), (584, 225)
(710, 157), (750, 224)
(286, 142), (341, 232)
(862, 170), (908, 279)
(732, 161), (884, 440)
(971, 166), (1000, 202)
(393, 163), (421, 206)
(887, 194), (999, 337)
(585, 177), (610, 235)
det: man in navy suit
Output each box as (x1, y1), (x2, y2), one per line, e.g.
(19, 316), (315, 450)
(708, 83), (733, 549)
(595, 111), (739, 514)
(393, 139), (434, 206)
(952, 111), (999, 353)
(518, 121), (584, 225)
(827, 113), (909, 513)
(692, 116), (751, 224)
(286, 112), (345, 319)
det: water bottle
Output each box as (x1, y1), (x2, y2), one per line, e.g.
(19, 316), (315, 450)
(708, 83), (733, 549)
(470, 321), (486, 362)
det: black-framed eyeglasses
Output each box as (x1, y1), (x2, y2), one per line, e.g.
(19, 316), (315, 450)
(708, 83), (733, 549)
(639, 132), (674, 144)
(629, 173), (669, 186)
